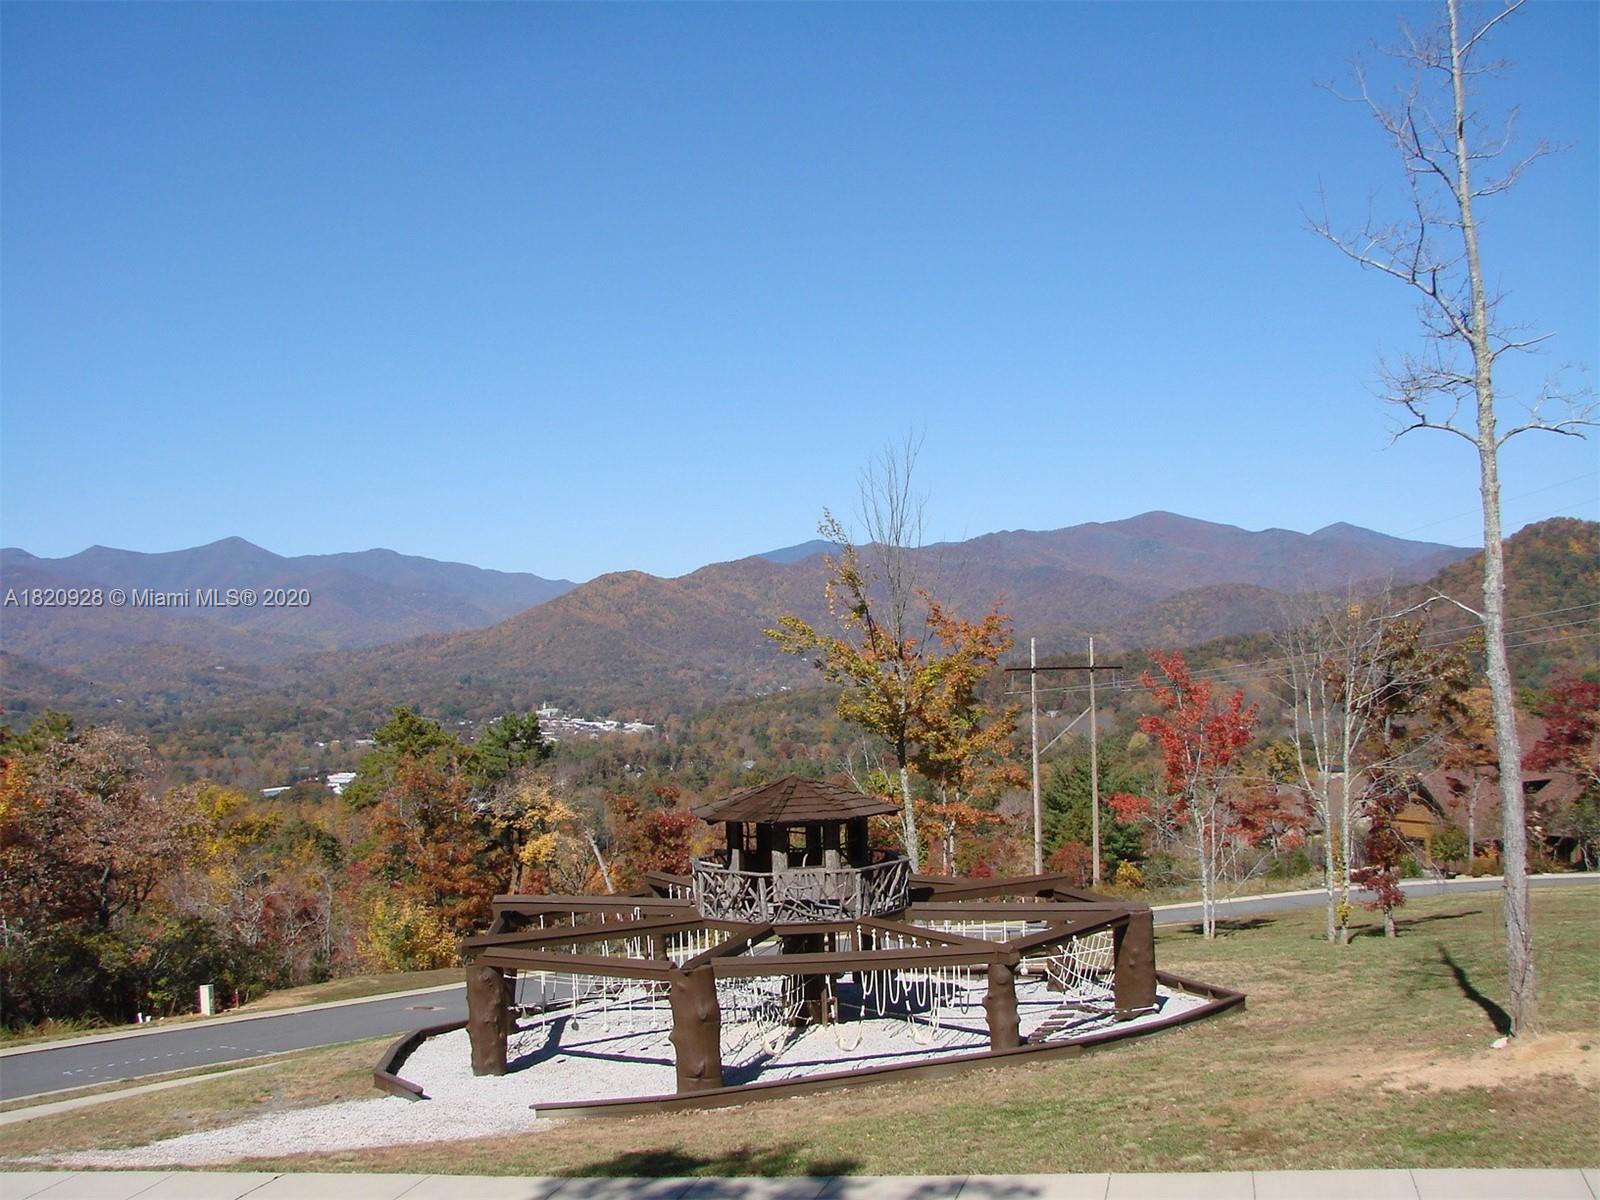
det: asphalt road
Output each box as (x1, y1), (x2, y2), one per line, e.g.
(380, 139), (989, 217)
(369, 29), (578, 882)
(0, 988), (468, 1103)
(2, 874), (1592, 1104)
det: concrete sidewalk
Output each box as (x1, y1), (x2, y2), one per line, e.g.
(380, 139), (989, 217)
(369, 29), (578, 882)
(2, 1170), (1596, 1199)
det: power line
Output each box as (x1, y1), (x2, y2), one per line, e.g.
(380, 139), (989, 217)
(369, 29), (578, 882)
(1085, 602), (1596, 678)
(1012, 615), (1598, 702)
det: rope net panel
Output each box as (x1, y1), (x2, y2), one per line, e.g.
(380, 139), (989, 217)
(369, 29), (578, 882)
(718, 974), (805, 1065)
(1028, 929), (1154, 1040)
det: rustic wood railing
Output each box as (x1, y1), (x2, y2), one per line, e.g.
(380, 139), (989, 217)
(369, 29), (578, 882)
(691, 855), (910, 922)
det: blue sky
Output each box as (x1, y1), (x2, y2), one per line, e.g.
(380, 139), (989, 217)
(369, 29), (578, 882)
(3, 2), (1595, 582)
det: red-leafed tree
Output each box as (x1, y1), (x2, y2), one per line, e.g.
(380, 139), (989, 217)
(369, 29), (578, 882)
(1046, 840), (1094, 888)
(1138, 651), (1260, 939)
(605, 787), (706, 887)
(1354, 773), (1413, 938)
(1525, 677), (1600, 869)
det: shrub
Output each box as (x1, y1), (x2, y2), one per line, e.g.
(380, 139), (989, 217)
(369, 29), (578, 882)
(357, 894), (458, 971)
(1113, 860), (1145, 891)
(1431, 826), (1469, 867)
(1140, 851), (1183, 889)
(1269, 847), (1314, 879)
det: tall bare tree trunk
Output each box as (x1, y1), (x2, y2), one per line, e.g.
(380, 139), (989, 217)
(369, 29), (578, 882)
(897, 761), (920, 872)
(1323, 827), (1338, 943)
(1448, 0), (1536, 1036)
(1314, 0), (1593, 1031)
(1466, 786), (1476, 866)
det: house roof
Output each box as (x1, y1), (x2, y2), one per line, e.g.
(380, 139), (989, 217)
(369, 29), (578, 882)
(692, 775), (900, 824)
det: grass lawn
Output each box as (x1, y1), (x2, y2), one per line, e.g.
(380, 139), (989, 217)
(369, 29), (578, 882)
(0, 1040), (385, 1156)
(3, 885), (1596, 1175)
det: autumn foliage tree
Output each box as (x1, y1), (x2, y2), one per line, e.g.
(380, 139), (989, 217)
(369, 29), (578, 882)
(1135, 651), (1260, 939)
(1354, 772), (1414, 938)
(768, 515), (1016, 871)
(1, 717), (299, 1024)
(354, 757), (503, 968)
(604, 786), (705, 888)
(1525, 676), (1600, 868)
(0, 721), (181, 936)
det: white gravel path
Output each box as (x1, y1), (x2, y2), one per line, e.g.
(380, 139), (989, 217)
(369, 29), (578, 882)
(54, 981), (1207, 1168)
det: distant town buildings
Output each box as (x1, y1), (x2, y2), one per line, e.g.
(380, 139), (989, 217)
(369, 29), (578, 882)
(534, 704), (655, 741)
(261, 770), (357, 799)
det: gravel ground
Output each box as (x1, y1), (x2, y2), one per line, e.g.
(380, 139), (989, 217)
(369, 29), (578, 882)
(54, 980), (1205, 1168)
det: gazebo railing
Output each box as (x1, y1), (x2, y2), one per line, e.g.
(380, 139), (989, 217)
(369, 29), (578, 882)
(691, 855), (910, 923)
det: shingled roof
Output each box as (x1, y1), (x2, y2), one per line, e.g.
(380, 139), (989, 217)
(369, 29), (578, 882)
(692, 775), (900, 824)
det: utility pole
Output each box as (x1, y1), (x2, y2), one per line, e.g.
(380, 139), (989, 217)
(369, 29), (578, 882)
(1089, 636), (1101, 886)
(1029, 638), (1042, 873)
(1005, 648), (1123, 886)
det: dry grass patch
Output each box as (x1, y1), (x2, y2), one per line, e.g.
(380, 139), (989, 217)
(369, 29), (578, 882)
(0, 1040), (384, 1161)
(232, 969), (460, 1014)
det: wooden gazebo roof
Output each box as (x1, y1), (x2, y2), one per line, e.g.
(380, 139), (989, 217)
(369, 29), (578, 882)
(692, 775), (899, 825)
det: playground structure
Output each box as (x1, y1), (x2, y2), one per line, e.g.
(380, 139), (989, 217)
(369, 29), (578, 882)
(446, 776), (1242, 1112)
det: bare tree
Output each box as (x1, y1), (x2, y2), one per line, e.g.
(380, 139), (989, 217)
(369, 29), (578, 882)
(832, 435), (935, 867)
(1279, 595), (1466, 944)
(856, 432), (932, 666)
(1312, 0), (1593, 1035)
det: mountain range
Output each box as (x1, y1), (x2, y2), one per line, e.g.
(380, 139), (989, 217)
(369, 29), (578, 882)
(1, 512), (1480, 736)
(0, 538), (575, 668)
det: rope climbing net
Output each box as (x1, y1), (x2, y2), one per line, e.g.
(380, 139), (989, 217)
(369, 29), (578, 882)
(718, 973), (805, 1064)
(1028, 929), (1154, 1040)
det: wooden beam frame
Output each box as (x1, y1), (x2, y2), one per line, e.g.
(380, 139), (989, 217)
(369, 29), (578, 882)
(710, 945), (1000, 978)
(463, 913), (728, 954)
(475, 949), (675, 981)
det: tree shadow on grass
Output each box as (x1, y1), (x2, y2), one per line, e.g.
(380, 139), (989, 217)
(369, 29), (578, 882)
(561, 1144), (859, 1182)
(1351, 909), (1482, 939)
(558, 1146), (1052, 1196)
(1438, 943), (1511, 1035)
(1178, 917), (1276, 937)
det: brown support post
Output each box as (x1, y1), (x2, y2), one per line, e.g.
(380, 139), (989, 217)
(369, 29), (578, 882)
(983, 957), (1021, 1051)
(466, 958), (510, 1076)
(782, 933), (829, 1024)
(1113, 908), (1157, 1017)
(847, 817), (869, 867)
(668, 964), (724, 1093)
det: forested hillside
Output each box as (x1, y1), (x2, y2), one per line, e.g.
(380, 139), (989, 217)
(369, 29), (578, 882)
(7, 514), (1587, 797)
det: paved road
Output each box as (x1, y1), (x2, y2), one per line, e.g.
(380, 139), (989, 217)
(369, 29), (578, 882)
(2, 874), (1592, 1104)
(0, 989), (468, 1103)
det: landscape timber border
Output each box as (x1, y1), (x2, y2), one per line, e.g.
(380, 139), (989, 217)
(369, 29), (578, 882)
(370, 970), (1243, 1115)
(528, 970), (1244, 1119)
(456, 875), (1178, 1090)
(383, 858), (1249, 1111)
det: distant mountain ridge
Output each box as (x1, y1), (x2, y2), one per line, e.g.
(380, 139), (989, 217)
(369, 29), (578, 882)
(0, 537), (575, 668)
(0, 513), (1481, 732)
